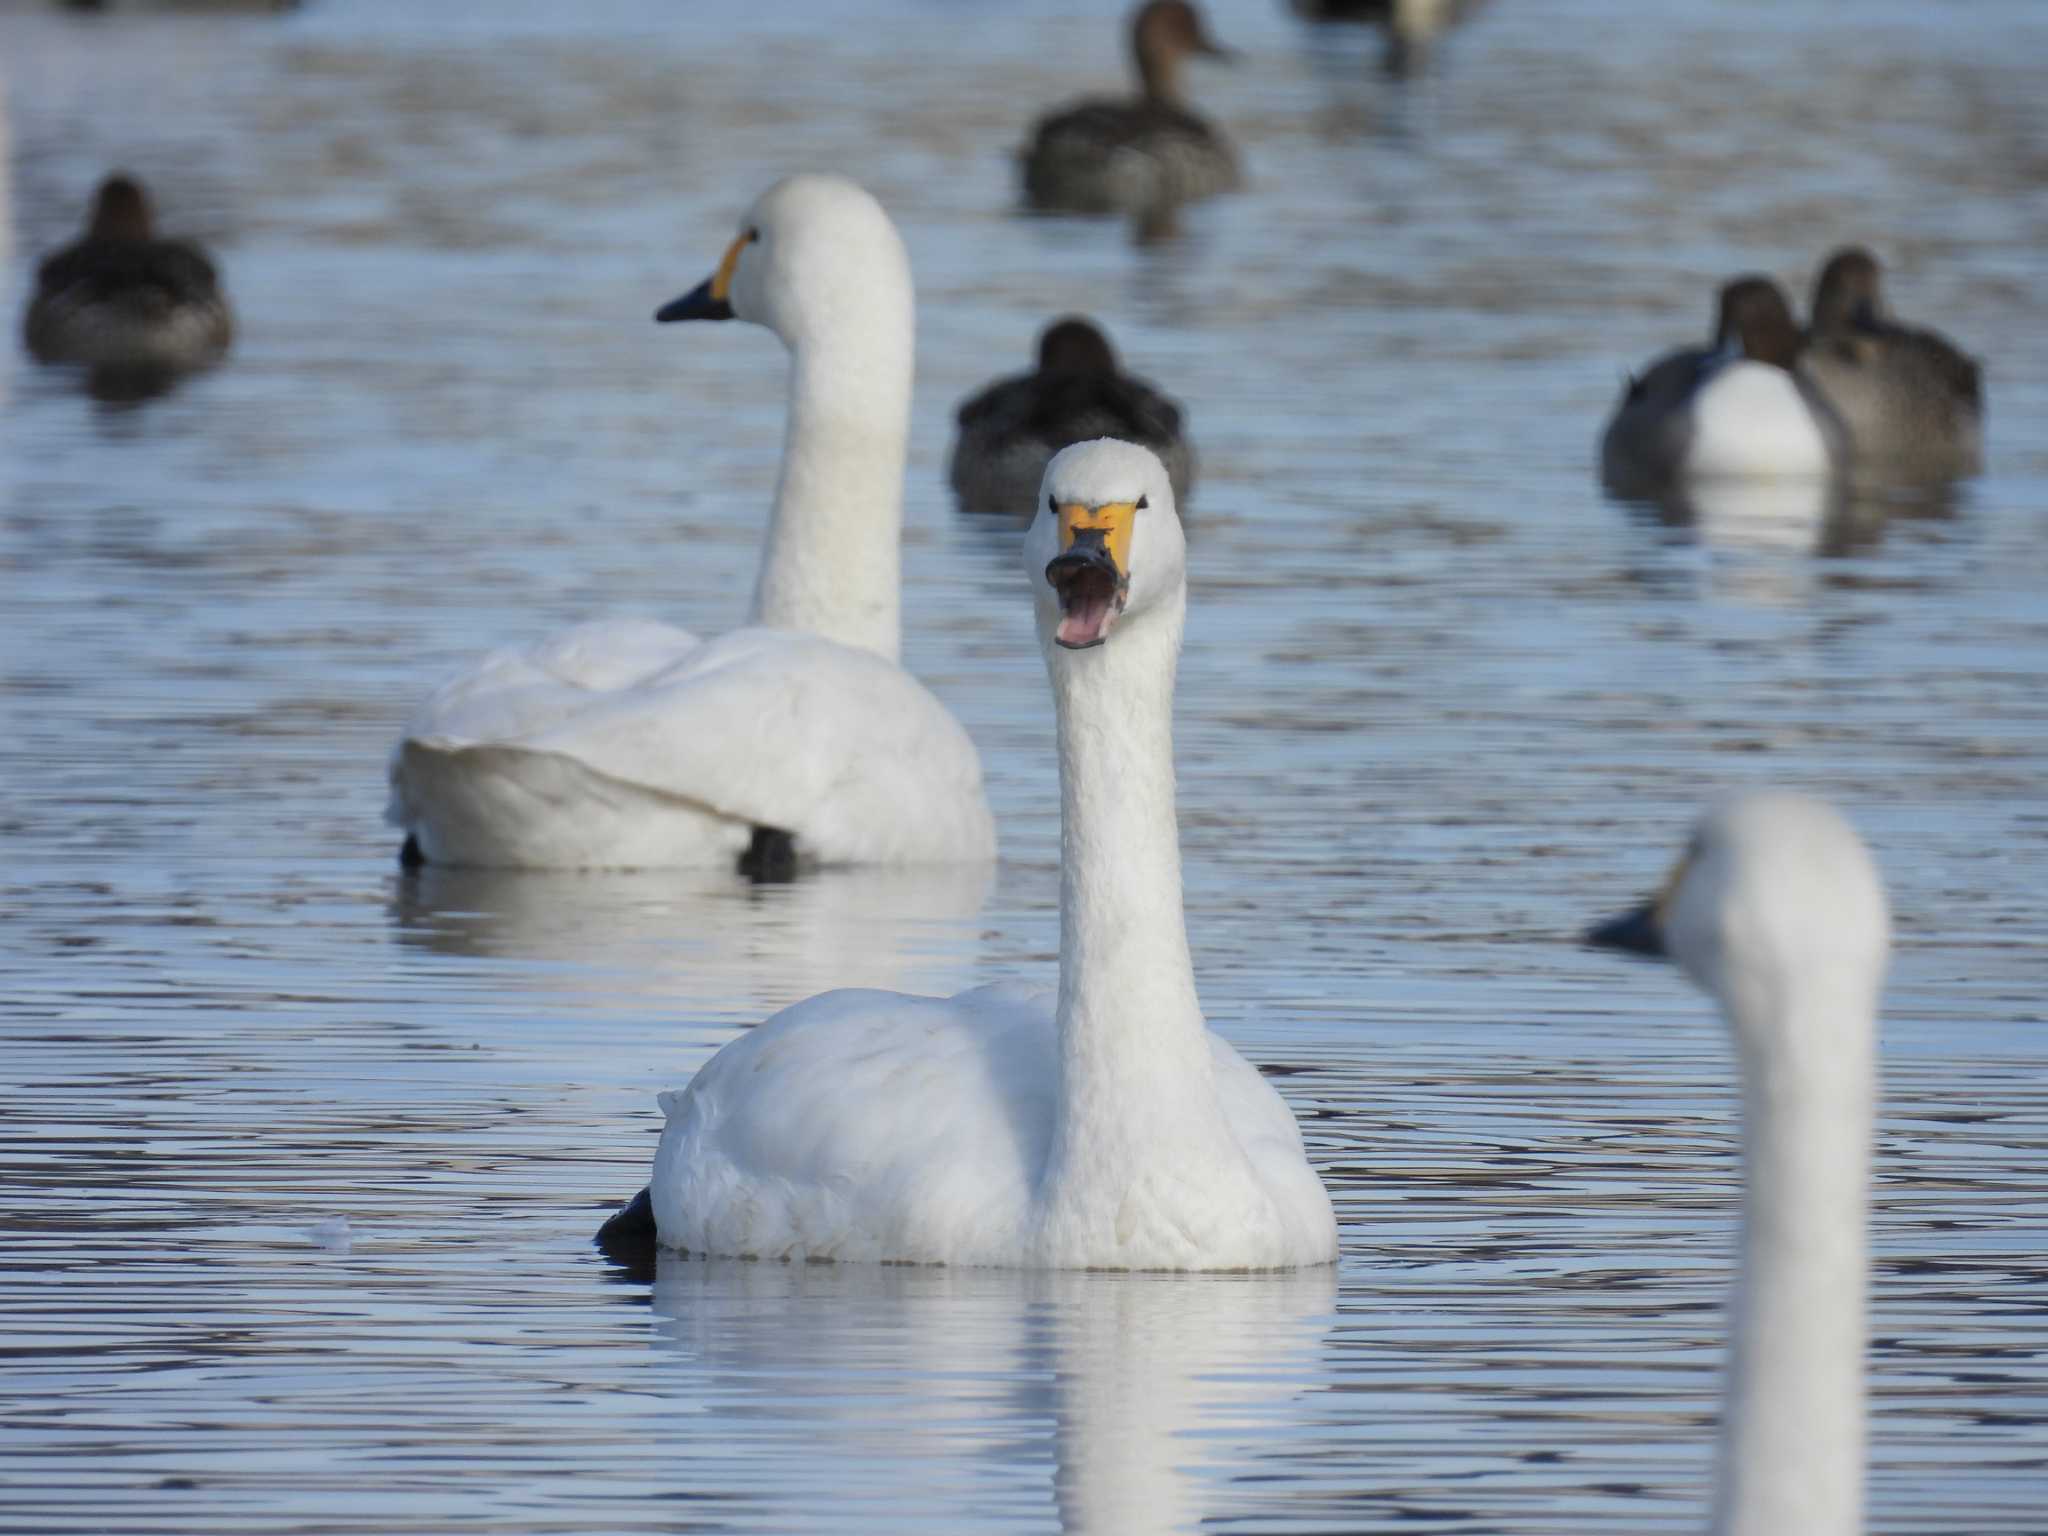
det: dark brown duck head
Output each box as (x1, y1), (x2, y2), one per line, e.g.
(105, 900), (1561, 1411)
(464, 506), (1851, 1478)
(1131, 0), (1233, 104)
(1810, 246), (1885, 333)
(87, 174), (156, 244)
(1715, 276), (1803, 370)
(1036, 317), (1120, 376)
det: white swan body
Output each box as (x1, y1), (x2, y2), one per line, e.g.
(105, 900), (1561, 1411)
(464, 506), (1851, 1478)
(1590, 792), (1888, 1536)
(647, 440), (1338, 1270)
(391, 619), (991, 869)
(388, 176), (994, 870)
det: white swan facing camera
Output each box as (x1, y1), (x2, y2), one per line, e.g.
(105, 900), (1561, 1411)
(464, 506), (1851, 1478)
(1589, 792), (1888, 1536)
(630, 440), (1338, 1270)
(386, 175), (994, 873)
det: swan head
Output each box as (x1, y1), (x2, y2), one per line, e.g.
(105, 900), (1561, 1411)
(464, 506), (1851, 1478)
(1025, 439), (1184, 651)
(653, 174), (910, 349)
(1586, 791), (1890, 1042)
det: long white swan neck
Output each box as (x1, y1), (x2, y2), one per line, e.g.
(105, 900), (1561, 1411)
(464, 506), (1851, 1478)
(750, 293), (912, 663)
(1713, 975), (1876, 1536)
(1045, 590), (1209, 1159)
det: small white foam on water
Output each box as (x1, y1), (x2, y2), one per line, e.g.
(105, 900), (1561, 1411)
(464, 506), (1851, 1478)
(298, 1217), (353, 1253)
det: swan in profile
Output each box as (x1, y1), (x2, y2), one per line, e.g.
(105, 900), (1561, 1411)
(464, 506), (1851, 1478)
(604, 439), (1337, 1270)
(1601, 276), (1846, 496)
(1022, 1), (1240, 220)
(1588, 791), (1888, 1536)
(23, 173), (232, 382)
(948, 316), (1194, 514)
(387, 176), (995, 874)
(1800, 246), (1983, 483)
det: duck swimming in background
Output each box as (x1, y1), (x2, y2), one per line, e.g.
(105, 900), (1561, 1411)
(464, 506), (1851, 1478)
(1022, 1), (1240, 221)
(1601, 275), (1846, 496)
(949, 317), (1194, 515)
(599, 439), (1338, 1271)
(24, 173), (232, 383)
(387, 175), (995, 875)
(1799, 246), (1983, 483)
(1289, 0), (1485, 78)
(1588, 792), (1888, 1536)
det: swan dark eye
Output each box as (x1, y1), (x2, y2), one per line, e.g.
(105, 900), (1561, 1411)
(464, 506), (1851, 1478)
(1048, 494), (1057, 513)
(1136, 496), (1149, 510)
(745, 227), (760, 243)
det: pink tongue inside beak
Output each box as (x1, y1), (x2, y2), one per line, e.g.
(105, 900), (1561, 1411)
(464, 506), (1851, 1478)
(1055, 579), (1117, 648)
(1064, 581), (1114, 643)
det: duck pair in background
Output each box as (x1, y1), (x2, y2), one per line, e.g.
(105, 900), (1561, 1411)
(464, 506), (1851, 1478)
(1602, 249), (1982, 495)
(949, 316), (1195, 515)
(23, 173), (232, 398)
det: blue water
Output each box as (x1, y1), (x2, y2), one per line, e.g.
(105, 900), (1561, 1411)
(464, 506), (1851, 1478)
(3, 0), (2046, 1530)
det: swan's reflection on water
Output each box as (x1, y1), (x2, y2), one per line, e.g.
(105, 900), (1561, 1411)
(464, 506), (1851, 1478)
(386, 860), (996, 1013)
(647, 1255), (1336, 1536)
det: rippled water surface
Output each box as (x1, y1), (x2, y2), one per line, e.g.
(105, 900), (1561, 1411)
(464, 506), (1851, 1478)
(4, 0), (2047, 1530)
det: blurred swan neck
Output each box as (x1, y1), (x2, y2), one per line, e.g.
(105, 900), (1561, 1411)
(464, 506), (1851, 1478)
(751, 312), (913, 663)
(1046, 593), (1207, 1138)
(1713, 984), (1875, 1536)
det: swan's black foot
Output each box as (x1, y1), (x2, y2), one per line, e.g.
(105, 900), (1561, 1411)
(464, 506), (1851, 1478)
(399, 834), (425, 872)
(737, 825), (798, 884)
(595, 1186), (659, 1281)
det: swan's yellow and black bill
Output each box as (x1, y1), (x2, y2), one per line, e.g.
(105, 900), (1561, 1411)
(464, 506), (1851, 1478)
(1585, 899), (1667, 959)
(1047, 500), (1135, 650)
(655, 229), (752, 323)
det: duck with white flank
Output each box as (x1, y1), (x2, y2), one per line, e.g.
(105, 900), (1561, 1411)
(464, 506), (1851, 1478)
(1289, 0), (1484, 78)
(1589, 792), (1888, 1536)
(24, 173), (231, 384)
(599, 440), (1337, 1270)
(1800, 246), (1983, 483)
(387, 176), (994, 875)
(1601, 275), (1846, 496)
(949, 316), (1194, 515)
(1022, 1), (1239, 221)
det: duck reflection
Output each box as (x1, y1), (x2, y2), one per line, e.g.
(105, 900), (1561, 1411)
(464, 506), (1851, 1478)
(387, 861), (994, 1012)
(646, 1256), (1334, 1535)
(1629, 477), (1877, 558)
(1608, 477), (1966, 607)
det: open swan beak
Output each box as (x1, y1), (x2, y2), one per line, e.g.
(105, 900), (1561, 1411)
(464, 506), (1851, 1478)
(1047, 501), (1136, 649)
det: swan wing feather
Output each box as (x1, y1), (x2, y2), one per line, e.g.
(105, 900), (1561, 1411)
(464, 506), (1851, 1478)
(653, 982), (1058, 1264)
(393, 621), (993, 865)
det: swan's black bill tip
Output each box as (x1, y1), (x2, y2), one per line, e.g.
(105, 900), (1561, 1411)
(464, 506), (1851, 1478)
(595, 1187), (658, 1281)
(1585, 900), (1667, 959)
(655, 279), (734, 324)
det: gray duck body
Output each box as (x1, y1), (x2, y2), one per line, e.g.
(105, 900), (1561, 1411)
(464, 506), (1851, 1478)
(24, 175), (232, 377)
(950, 318), (1194, 515)
(1021, 1), (1240, 217)
(1797, 247), (1982, 483)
